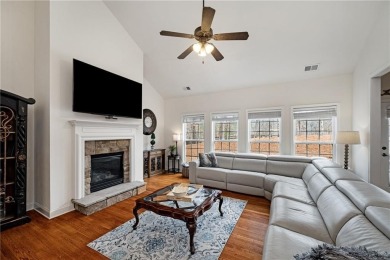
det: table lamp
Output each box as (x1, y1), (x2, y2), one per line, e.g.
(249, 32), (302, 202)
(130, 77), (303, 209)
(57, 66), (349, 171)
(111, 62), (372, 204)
(336, 131), (360, 169)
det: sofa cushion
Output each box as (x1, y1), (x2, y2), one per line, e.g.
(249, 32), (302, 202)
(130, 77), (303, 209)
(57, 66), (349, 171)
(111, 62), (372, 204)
(196, 167), (228, 182)
(266, 160), (308, 178)
(336, 215), (390, 252)
(263, 225), (325, 260)
(234, 153), (267, 160)
(196, 178), (226, 190)
(215, 155), (234, 169)
(226, 170), (265, 188)
(336, 180), (390, 212)
(307, 173), (332, 203)
(267, 155), (312, 163)
(264, 174), (306, 193)
(312, 159), (341, 171)
(302, 164), (320, 185)
(227, 183), (265, 196)
(232, 157), (267, 173)
(269, 197), (333, 243)
(365, 206), (390, 239)
(316, 186), (362, 242)
(272, 182), (315, 206)
(321, 167), (364, 184)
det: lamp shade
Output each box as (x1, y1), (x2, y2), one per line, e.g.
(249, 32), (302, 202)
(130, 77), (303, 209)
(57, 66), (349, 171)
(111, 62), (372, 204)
(173, 133), (180, 141)
(336, 131), (361, 144)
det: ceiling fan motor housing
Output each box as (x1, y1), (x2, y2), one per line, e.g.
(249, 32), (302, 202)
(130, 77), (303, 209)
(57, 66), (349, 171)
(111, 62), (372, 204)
(194, 26), (213, 42)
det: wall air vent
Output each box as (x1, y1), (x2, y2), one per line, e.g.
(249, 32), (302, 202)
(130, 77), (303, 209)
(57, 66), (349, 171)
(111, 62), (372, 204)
(304, 64), (319, 72)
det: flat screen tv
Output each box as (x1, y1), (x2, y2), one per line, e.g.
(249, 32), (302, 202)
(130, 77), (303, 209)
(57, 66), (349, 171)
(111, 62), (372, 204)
(73, 59), (142, 119)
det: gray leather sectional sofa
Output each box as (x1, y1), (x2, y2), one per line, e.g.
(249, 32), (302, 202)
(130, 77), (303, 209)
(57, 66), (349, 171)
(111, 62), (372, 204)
(189, 152), (390, 259)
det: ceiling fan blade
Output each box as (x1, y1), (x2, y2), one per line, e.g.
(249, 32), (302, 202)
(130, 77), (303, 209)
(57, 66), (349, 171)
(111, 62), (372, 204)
(160, 30), (194, 39)
(210, 44), (224, 61)
(201, 7), (216, 32)
(177, 45), (194, 59)
(213, 32), (249, 41)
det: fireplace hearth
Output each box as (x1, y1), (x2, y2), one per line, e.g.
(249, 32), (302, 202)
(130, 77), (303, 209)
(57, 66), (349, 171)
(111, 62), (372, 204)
(91, 151), (124, 193)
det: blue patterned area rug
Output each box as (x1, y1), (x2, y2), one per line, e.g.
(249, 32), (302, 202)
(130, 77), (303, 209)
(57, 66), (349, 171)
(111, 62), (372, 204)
(88, 197), (247, 260)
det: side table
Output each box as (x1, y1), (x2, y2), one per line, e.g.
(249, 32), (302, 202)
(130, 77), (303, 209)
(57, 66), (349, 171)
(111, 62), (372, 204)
(167, 155), (180, 173)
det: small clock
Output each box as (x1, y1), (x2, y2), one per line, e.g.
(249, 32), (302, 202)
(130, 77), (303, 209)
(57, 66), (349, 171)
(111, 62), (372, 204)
(143, 109), (157, 135)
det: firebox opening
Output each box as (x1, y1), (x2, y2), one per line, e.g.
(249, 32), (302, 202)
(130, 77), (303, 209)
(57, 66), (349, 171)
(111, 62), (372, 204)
(90, 151), (124, 193)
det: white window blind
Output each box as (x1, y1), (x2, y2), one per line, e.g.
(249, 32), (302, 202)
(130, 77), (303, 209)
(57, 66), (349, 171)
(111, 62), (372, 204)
(293, 106), (337, 120)
(212, 112), (239, 122)
(183, 114), (204, 123)
(248, 110), (281, 119)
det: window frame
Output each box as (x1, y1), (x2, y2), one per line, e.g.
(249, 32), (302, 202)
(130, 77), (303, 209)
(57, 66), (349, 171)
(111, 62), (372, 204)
(247, 109), (282, 155)
(211, 111), (239, 153)
(291, 104), (339, 160)
(182, 114), (205, 162)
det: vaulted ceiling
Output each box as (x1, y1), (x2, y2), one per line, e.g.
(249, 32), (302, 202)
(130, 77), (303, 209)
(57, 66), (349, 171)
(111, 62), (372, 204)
(104, 1), (385, 98)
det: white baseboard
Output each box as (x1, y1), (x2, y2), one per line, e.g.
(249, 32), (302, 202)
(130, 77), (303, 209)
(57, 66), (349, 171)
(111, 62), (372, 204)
(34, 202), (50, 219)
(49, 204), (74, 218)
(33, 203), (75, 219)
(27, 202), (35, 211)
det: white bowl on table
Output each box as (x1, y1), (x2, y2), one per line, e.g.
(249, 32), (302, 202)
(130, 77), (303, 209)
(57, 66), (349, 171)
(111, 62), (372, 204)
(172, 186), (188, 197)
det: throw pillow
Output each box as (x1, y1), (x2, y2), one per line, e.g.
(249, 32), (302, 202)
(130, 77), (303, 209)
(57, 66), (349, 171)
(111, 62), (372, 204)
(199, 152), (219, 167)
(294, 243), (390, 260)
(199, 153), (212, 167)
(208, 152), (219, 167)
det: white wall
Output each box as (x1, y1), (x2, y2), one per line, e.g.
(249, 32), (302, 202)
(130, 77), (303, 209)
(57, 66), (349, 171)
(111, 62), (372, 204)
(352, 2), (390, 184)
(165, 74), (352, 165)
(1, 1), (36, 210)
(142, 79), (165, 151)
(1, 1), (165, 218)
(48, 1), (145, 217)
(34, 0), (51, 216)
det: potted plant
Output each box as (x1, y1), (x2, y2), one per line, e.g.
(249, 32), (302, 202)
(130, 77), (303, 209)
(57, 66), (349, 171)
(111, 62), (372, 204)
(168, 145), (176, 156)
(150, 132), (156, 150)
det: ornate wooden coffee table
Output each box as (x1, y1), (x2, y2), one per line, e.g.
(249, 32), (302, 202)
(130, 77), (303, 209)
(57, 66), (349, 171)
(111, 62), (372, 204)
(132, 183), (223, 254)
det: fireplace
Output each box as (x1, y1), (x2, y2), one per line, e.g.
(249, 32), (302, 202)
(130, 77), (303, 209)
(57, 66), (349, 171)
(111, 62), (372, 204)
(70, 120), (141, 200)
(84, 139), (131, 195)
(90, 151), (124, 192)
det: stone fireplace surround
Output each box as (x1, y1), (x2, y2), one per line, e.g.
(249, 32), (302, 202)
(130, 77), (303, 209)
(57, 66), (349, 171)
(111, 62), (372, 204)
(85, 139), (130, 195)
(70, 120), (146, 215)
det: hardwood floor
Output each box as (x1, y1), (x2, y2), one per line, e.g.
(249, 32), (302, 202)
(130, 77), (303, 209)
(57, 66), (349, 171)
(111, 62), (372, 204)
(1, 174), (270, 259)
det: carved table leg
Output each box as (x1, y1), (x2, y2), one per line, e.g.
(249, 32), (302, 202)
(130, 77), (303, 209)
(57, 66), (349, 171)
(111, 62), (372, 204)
(132, 204), (140, 230)
(218, 196), (224, 217)
(186, 220), (197, 254)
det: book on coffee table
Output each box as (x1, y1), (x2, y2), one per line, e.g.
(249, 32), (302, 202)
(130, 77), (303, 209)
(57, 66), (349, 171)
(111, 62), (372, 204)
(155, 183), (203, 202)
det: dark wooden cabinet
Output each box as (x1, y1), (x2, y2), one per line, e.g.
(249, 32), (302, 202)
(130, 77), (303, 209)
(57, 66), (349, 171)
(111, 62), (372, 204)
(0, 90), (35, 231)
(143, 149), (165, 178)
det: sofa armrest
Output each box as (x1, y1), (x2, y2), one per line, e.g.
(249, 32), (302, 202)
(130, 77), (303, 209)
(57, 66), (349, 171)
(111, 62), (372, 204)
(189, 160), (199, 184)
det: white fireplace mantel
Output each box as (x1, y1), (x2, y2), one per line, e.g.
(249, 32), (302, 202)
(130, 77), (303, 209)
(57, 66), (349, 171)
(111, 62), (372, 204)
(69, 120), (142, 199)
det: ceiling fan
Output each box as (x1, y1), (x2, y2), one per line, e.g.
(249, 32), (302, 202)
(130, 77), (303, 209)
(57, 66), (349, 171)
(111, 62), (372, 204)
(160, 0), (249, 61)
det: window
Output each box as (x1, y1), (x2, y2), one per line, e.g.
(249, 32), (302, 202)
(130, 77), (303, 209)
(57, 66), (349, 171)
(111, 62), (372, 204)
(248, 110), (281, 155)
(183, 114), (205, 162)
(293, 105), (337, 159)
(212, 112), (239, 152)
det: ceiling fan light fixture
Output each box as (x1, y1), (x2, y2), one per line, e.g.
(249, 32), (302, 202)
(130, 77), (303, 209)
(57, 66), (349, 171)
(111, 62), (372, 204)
(198, 46), (207, 57)
(205, 43), (214, 54)
(160, 0), (248, 61)
(193, 42), (202, 53)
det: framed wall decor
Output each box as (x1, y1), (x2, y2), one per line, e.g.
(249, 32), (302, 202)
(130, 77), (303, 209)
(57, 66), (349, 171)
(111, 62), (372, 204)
(143, 109), (157, 135)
